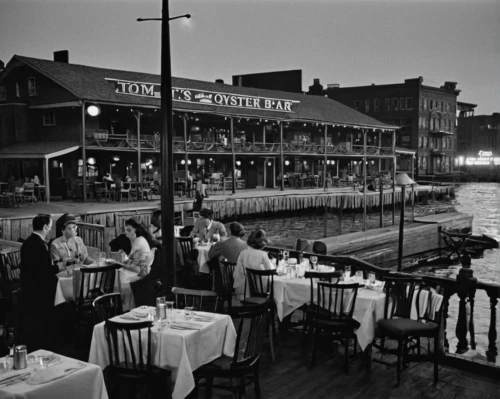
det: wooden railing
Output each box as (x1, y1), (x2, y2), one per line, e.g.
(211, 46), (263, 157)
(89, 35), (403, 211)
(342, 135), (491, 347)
(265, 245), (499, 369)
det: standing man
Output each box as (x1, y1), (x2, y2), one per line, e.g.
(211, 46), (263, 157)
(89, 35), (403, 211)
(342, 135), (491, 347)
(20, 214), (59, 351)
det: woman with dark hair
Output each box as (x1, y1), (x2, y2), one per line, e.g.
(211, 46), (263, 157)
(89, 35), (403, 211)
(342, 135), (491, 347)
(149, 209), (162, 240)
(233, 229), (273, 297)
(119, 218), (156, 309)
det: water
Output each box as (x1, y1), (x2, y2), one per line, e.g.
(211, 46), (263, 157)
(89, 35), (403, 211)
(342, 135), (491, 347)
(238, 183), (500, 363)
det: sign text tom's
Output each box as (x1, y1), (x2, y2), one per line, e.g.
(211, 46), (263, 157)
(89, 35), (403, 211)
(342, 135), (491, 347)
(105, 78), (300, 113)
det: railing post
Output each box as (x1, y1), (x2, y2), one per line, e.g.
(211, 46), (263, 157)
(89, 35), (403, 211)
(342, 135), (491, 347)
(485, 287), (498, 363)
(455, 267), (477, 354)
(442, 285), (455, 354)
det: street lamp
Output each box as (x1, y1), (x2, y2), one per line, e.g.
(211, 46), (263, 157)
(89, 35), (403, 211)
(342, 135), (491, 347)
(138, 0), (191, 292)
(395, 172), (416, 271)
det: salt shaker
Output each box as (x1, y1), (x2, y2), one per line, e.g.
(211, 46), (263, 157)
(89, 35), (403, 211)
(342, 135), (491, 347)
(13, 345), (28, 370)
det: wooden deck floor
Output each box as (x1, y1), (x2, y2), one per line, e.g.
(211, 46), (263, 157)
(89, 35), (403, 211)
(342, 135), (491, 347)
(193, 332), (500, 399)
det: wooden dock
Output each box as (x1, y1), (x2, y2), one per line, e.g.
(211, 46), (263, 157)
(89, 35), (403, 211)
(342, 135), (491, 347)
(310, 212), (473, 268)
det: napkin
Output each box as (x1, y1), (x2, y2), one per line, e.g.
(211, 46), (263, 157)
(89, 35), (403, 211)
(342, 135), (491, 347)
(170, 322), (204, 330)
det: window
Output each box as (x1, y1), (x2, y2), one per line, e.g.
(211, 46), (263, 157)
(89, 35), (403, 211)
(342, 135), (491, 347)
(374, 99), (379, 112)
(43, 111), (55, 126)
(28, 77), (36, 96)
(406, 97), (413, 110)
(422, 156), (428, 169)
(423, 136), (428, 148)
(364, 99), (370, 112)
(385, 98), (390, 111)
(429, 100), (434, 110)
(392, 98), (398, 111)
(0, 85), (6, 101)
(440, 102), (444, 112)
(400, 98), (405, 110)
(354, 100), (360, 110)
(423, 98), (428, 111)
(15, 82), (22, 98)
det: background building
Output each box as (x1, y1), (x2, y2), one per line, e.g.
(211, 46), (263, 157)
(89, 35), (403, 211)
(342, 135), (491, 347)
(309, 77), (462, 176)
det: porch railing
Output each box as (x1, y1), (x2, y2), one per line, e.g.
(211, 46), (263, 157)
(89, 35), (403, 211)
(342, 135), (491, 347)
(264, 245), (499, 369)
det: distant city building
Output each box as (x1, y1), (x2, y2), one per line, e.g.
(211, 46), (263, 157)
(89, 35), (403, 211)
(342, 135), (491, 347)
(457, 107), (500, 180)
(309, 77), (462, 176)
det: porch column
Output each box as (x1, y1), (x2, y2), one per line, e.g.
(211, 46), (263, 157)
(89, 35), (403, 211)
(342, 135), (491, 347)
(280, 122), (284, 191)
(43, 157), (50, 203)
(323, 125), (328, 192)
(135, 111), (142, 183)
(411, 154), (415, 221)
(362, 129), (367, 231)
(230, 117), (236, 194)
(392, 130), (396, 225)
(183, 114), (189, 194)
(81, 102), (87, 202)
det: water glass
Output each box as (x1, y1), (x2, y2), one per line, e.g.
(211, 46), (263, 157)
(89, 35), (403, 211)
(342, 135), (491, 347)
(368, 272), (376, 285)
(344, 266), (351, 279)
(98, 251), (107, 266)
(184, 306), (194, 320)
(310, 256), (318, 269)
(166, 301), (175, 322)
(156, 297), (166, 320)
(355, 271), (363, 283)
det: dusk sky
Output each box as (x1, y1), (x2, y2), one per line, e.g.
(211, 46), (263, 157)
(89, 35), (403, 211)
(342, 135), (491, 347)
(1, 0), (499, 115)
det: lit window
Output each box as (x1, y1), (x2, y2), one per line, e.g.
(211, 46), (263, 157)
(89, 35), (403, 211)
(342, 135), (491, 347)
(0, 86), (6, 101)
(16, 82), (22, 98)
(43, 111), (56, 126)
(423, 98), (428, 110)
(28, 78), (36, 96)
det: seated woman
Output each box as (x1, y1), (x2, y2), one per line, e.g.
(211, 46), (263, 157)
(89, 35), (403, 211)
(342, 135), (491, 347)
(118, 218), (156, 310)
(51, 214), (94, 268)
(233, 229), (273, 299)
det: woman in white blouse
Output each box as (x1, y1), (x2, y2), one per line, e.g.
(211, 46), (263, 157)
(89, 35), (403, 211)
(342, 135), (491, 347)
(233, 229), (273, 298)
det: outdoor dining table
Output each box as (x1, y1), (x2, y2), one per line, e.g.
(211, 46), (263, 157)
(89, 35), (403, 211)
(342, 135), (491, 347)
(195, 242), (213, 274)
(0, 349), (108, 399)
(89, 307), (237, 399)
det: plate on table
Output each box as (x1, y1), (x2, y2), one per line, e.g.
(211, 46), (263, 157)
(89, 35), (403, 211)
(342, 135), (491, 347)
(131, 307), (153, 318)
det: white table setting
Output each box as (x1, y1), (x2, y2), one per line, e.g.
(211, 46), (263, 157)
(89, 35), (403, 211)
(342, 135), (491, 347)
(0, 349), (108, 399)
(89, 305), (237, 399)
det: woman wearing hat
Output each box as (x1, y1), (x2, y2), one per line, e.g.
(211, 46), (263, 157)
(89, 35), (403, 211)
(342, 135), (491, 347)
(50, 214), (94, 267)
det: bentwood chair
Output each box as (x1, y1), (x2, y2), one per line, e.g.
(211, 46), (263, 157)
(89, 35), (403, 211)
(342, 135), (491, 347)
(92, 293), (124, 324)
(309, 281), (360, 374)
(195, 302), (271, 399)
(171, 287), (219, 313)
(377, 278), (444, 385)
(176, 237), (197, 287)
(104, 320), (171, 399)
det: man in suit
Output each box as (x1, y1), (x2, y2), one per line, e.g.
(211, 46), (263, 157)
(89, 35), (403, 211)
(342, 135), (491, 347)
(20, 214), (59, 351)
(190, 208), (227, 242)
(208, 222), (247, 264)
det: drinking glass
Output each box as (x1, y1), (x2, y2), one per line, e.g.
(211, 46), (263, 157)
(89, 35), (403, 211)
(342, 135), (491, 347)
(355, 271), (363, 283)
(98, 251), (107, 266)
(156, 297), (166, 321)
(166, 301), (175, 323)
(369, 272), (376, 285)
(310, 256), (318, 269)
(344, 266), (351, 279)
(184, 306), (194, 320)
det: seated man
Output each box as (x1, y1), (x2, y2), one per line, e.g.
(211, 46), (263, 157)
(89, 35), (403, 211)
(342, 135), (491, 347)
(51, 214), (94, 266)
(190, 208), (227, 242)
(208, 222), (247, 264)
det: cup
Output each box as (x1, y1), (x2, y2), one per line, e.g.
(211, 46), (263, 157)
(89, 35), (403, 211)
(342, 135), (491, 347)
(184, 306), (194, 320)
(166, 301), (174, 322)
(156, 297), (166, 320)
(344, 266), (351, 279)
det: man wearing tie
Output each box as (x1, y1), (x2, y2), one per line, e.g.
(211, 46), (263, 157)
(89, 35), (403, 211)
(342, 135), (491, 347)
(20, 214), (59, 351)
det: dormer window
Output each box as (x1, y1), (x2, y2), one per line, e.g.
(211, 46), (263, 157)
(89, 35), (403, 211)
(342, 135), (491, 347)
(28, 77), (36, 96)
(0, 86), (6, 101)
(16, 82), (22, 98)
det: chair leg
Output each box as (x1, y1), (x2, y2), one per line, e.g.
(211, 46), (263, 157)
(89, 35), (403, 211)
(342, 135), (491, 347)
(268, 323), (276, 363)
(205, 376), (213, 399)
(310, 327), (318, 369)
(396, 339), (404, 386)
(345, 334), (350, 374)
(433, 336), (439, 384)
(254, 362), (261, 399)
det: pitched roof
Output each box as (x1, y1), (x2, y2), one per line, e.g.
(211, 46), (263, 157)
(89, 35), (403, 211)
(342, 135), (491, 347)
(13, 55), (396, 130)
(0, 141), (79, 159)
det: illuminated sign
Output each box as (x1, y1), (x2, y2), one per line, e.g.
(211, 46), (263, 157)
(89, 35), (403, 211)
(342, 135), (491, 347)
(105, 78), (300, 113)
(465, 150), (500, 166)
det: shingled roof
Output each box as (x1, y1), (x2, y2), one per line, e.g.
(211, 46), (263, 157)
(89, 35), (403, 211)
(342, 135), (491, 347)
(12, 55), (396, 130)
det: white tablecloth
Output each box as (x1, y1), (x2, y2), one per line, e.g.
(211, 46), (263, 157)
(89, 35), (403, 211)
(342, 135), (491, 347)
(89, 308), (237, 399)
(273, 277), (386, 350)
(0, 349), (108, 399)
(196, 244), (212, 274)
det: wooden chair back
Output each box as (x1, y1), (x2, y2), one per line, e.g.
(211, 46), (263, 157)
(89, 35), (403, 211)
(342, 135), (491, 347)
(383, 277), (422, 320)
(219, 259), (237, 294)
(315, 282), (359, 322)
(104, 319), (153, 371)
(171, 287), (218, 312)
(304, 270), (342, 306)
(176, 237), (194, 262)
(77, 264), (120, 311)
(92, 293), (124, 324)
(0, 251), (21, 283)
(245, 268), (277, 299)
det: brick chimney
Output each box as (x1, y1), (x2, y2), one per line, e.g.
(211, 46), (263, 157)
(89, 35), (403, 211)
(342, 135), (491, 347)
(54, 50), (69, 63)
(308, 78), (324, 96)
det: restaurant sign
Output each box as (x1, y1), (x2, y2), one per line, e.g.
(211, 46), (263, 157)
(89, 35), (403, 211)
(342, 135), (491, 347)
(465, 150), (500, 166)
(105, 78), (300, 113)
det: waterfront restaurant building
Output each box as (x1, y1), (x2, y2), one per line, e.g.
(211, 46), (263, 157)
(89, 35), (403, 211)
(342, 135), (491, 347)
(0, 53), (399, 201)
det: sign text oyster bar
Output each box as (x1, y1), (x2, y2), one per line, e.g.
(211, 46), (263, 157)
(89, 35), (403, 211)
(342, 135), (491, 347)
(106, 78), (300, 113)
